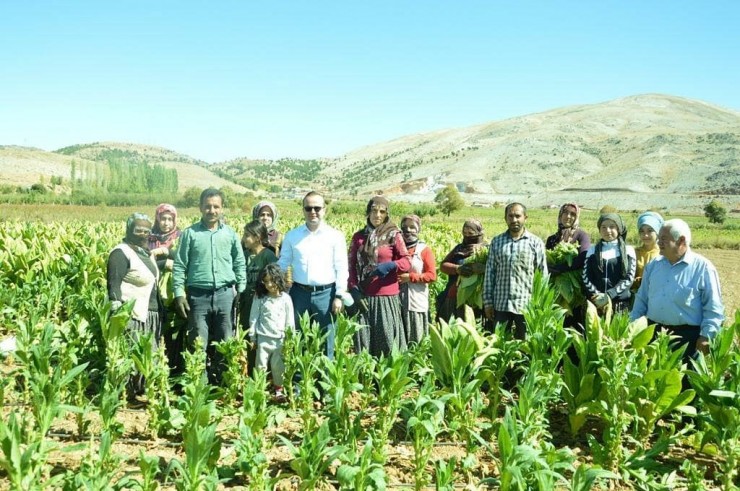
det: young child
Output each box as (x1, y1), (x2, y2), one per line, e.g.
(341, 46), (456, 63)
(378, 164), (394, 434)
(582, 213), (636, 314)
(248, 263), (295, 402)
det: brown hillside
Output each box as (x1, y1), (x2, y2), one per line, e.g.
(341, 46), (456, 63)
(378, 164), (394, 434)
(0, 143), (247, 193)
(320, 94), (740, 210)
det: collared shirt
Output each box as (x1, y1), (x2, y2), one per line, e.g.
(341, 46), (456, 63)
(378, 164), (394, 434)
(277, 222), (348, 296)
(483, 229), (548, 314)
(630, 250), (724, 339)
(173, 221), (246, 297)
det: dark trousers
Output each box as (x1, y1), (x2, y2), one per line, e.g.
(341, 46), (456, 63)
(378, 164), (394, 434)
(187, 285), (235, 384)
(494, 311), (527, 340)
(289, 285), (336, 360)
(649, 320), (701, 363)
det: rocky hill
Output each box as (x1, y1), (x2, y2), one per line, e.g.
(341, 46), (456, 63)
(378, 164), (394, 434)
(2, 94), (738, 211)
(318, 94), (740, 209)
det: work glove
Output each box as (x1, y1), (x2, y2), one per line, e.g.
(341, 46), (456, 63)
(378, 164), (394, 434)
(593, 293), (610, 309)
(458, 263), (474, 276)
(371, 261), (397, 278)
(175, 296), (190, 319)
(347, 287), (369, 316)
(471, 262), (486, 274)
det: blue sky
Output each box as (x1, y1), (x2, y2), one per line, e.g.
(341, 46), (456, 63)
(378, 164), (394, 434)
(1, 1), (738, 162)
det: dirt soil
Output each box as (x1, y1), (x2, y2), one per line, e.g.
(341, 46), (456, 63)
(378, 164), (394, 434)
(696, 248), (740, 321)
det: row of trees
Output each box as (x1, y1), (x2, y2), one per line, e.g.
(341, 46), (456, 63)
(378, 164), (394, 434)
(70, 153), (178, 194)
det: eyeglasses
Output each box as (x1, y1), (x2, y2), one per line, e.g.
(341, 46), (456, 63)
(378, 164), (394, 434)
(303, 206), (323, 212)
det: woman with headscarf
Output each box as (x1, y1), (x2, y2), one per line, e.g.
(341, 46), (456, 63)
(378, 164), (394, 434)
(545, 203), (591, 329)
(398, 214), (437, 346)
(632, 211), (664, 293)
(251, 200), (282, 254)
(436, 219), (486, 323)
(545, 203), (591, 271)
(348, 196), (411, 356)
(107, 213), (160, 401)
(582, 212), (636, 315)
(148, 203), (185, 376)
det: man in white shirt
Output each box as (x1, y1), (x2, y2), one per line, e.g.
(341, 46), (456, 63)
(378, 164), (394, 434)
(278, 191), (349, 358)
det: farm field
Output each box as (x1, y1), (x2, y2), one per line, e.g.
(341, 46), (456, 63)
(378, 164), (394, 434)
(1, 202), (739, 490)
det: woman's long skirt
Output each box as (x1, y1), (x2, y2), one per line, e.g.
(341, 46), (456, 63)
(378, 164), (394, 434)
(354, 295), (404, 357)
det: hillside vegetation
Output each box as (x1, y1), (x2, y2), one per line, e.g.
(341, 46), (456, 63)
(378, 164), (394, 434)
(2, 94), (738, 211)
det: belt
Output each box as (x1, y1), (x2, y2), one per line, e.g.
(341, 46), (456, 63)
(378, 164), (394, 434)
(293, 282), (334, 292)
(648, 319), (699, 330)
(188, 284), (234, 295)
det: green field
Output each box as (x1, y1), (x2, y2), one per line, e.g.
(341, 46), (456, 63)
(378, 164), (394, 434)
(1, 202), (740, 489)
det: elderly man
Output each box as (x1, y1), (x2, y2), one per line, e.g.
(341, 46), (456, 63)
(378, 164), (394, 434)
(277, 191), (349, 359)
(483, 202), (548, 339)
(630, 219), (724, 359)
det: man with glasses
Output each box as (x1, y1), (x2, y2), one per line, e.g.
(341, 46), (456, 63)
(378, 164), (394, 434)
(278, 191), (349, 358)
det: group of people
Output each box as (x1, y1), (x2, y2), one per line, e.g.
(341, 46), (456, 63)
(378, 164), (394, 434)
(543, 203), (724, 360)
(108, 189), (725, 402)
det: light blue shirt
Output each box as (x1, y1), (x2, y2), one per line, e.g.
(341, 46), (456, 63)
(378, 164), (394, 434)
(630, 250), (724, 339)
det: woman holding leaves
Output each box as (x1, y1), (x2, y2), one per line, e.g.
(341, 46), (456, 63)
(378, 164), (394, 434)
(436, 219), (486, 323)
(545, 203), (590, 327)
(398, 214), (437, 346)
(349, 196), (411, 356)
(148, 203), (185, 376)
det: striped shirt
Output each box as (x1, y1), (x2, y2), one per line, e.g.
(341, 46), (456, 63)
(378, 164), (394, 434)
(483, 229), (548, 314)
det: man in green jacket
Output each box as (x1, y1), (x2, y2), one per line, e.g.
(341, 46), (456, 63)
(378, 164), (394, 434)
(173, 188), (246, 383)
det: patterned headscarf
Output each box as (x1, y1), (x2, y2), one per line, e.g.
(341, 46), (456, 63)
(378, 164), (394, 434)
(400, 214), (422, 247)
(149, 203), (181, 249)
(556, 202), (581, 244)
(125, 213), (152, 253)
(361, 196), (398, 260)
(251, 200), (279, 231)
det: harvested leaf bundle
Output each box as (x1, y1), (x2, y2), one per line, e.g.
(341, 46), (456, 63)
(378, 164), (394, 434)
(455, 246), (488, 309)
(546, 242), (585, 314)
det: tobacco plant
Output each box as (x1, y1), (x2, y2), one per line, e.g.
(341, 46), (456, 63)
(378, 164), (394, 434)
(132, 332), (183, 437)
(278, 420), (346, 491)
(282, 312), (327, 429)
(522, 270), (571, 373)
(214, 326), (249, 407)
(166, 342), (223, 491)
(429, 311), (495, 444)
(400, 379), (445, 491)
(336, 437), (388, 491)
(318, 313), (368, 450)
(372, 350), (414, 463)
(688, 313), (740, 489)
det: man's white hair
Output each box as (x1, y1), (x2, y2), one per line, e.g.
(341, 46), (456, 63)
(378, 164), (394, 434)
(662, 219), (692, 247)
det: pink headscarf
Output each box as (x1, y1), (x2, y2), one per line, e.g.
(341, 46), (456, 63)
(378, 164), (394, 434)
(149, 203), (181, 249)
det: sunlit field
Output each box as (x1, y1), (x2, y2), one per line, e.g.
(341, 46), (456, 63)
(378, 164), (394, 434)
(1, 201), (739, 489)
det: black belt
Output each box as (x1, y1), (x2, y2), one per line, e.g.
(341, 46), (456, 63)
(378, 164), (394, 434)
(293, 282), (334, 292)
(189, 284), (234, 295)
(648, 319), (699, 330)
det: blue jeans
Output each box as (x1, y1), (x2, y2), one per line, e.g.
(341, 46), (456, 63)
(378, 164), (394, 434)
(289, 285), (336, 360)
(187, 285), (235, 383)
